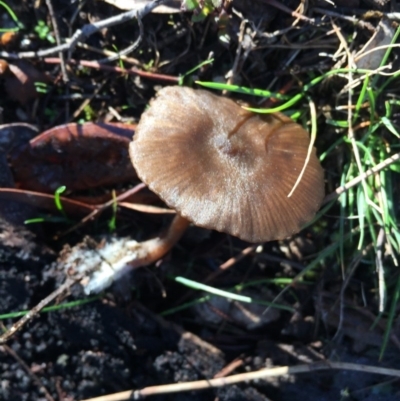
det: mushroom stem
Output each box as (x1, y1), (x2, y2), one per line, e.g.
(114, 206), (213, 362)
(131, 214), (190, 267)
(77, 214), (191, 294)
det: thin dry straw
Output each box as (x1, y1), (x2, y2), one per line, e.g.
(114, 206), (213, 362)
(80, 361), (400, 401)
(323, 152), (400, 204)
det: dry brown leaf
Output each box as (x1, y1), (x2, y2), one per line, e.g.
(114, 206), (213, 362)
(11, 122), (137, 192)
(3, 60), (52, 105)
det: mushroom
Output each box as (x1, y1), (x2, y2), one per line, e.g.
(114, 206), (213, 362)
(128, 86), (324, 264)
(72, 86), (324, 294)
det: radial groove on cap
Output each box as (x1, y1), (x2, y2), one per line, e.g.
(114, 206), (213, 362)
(130, 86), (324, 243)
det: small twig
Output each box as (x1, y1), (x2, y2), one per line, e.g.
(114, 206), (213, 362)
(205, 245), (258, 283)
(71, 78), (108, 121)
(57, 183), (146, 238)
(44, 58), (179, 83)
(77, 42), (142, 66)
(323, 152), (400, 204)
(312, 7), (375, 32)
(45, 0), (68, 83)
(80, 361), (400, 400)
(98, 11), (145, 64)
(0, 0), (168, 59)
(314, 7), (400, 24)
(262, 0), (314, 23)
(213, 357), (244, 378)
(224, 20), (250, 89)
(44, 0), (70, 123)
(1, 344), (55, 401)
(252, 23), (298, 43)
(0, 274), (84, 344)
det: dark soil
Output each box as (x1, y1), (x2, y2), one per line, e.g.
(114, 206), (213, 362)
(1, 217), (400, 401)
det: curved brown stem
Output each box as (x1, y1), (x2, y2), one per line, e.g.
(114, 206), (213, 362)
(131, 214), (190, 267)
(80, 214), (190, 294)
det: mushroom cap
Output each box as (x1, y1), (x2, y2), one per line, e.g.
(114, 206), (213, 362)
(129, 86), (324, 243)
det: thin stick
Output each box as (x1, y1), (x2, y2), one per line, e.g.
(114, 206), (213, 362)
(45, 0), (71, 124)
(323, 152), (400, 204)
(213, 357), (244, 378)
(44, 58), (179, 83)
(97, 10), (145, 64)
(76, 42), (142, 66)
(71, 78), (107, 121)
(204, 245), (258, 283)
(80, 361), (400, 400)
(57, 183), (146, 237)
(262, 0), (314, 23)
(312, 7), (375, 31)
(0, 274), (84, 344)
(2, 344), (55, 401)
(0, 0), (168, 59)
(45, 0), (68, 83)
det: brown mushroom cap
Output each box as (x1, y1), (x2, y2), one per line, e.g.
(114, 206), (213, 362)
(129, 86), (324, 243)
